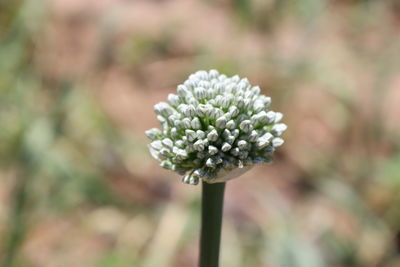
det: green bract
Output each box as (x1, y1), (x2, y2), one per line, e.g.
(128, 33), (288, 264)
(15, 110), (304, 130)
(146, 70), (287, 185)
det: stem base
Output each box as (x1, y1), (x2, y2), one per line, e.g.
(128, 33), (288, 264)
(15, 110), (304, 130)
(199, 181), (226, 267)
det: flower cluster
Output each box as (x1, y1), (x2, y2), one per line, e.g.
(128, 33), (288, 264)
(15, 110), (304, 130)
(146, 70), (287, 185)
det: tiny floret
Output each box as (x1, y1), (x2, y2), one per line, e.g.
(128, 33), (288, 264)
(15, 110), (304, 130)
(146, 70), (287, 185)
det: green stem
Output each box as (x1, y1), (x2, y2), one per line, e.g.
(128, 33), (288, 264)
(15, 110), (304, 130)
(199, 181), (226, 267)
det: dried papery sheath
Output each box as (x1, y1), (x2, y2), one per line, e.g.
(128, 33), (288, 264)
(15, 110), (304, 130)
(146, 70), (287, 185)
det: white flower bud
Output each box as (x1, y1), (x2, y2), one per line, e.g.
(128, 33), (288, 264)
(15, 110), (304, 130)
(253, 99), (265, 113)
(260, 96), (272, 107)
(154, 102), (174, 117)
(175, 140), (184, 148)
(236, 96), (245, 108)
(222, 129), (231, 139)
(237, 140), (248, 150)
(184, 79), (195, 89)
(274, 112), (283, 123)
(221, 142), (232, 152)
(244, 90), (253, 99)
(162, 138), (173, 148)
(232, 129), (240, 138)
(239, 120), (253, 133)
(251, 86), (261, 95)
(160, 148), (170, 156)
(199, 80), (210, 89)
(188, 75), (200, 85)
(182, 175), (190, 184)
(174, 119), (183, 130)
(194, 87), (207, 100)
(196, 104), (213, 117)
(214, 83), (224, 94)
(172, 146), (179, 154)
(226, 120), (236, 130)
(266, 111), (276, 123)
(208, 99), (216, 106)
(191, 117), (201, 129)
(218, 74), (227, 81)
(209, 69), (219, 79)
(206, 158), (216, 168)
(213, 108), (224, 120)
(167, 114), (180, 124)
(176, 149), (188, 160)
(208, 145), (218, 155)
(231, 75), (240, 83)
(196, 130), (206, 139)
(188, 97), (199, 106)
(160, 160), (173, 169)
(249, 130), (258, 142)
(177, 85), (190, 97)
(216, 116), (227, 129)
(168, 94), (180, 106)
(230, 147), (240, 156)
(261, 132), (274, 141)
(229, 106), (240, 117)
(236, 114), (248, 123)
(195, 70), (208, 80)
(150, 140), (163, 150)
(226, 83), (236, 94)
(181, 118), (191, 129)
(205, 105), (215, 118)
(156, 115), (166, 123)
(256, 139), (268, 149)
(206, 88), (216, 99)
(256, 133), (273, 149)
(145, 128), (161, 140)
(238, 78), (249, 90)
(185, 105), (196, 117)
(220, 95), (232, 108)
(214, 95), (223, 107)
(226, 135), (235, 145)
(202, 138), (209, 147)
(170, 127), (179, 138)
(177, 104), (188, 114)
(207, 129), (219, 142)
(182, 174), (198, 184)
(256, 111), (268, 124)
(272, 123), (287, 136)
(243, 99), (252, 110)
(185, 129), (197, 142)
(189, 176), (199, 185)
(215, 156), (223, 164)
(250, 114), (259, 125)
(194, 140), (205, 151)
(272, 137), (284, 147)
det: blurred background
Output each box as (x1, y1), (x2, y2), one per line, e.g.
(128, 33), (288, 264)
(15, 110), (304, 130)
(1, 0), (400, 266)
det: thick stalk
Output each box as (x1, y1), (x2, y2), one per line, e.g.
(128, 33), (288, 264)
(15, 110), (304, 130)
(199, 181), (226, 267)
